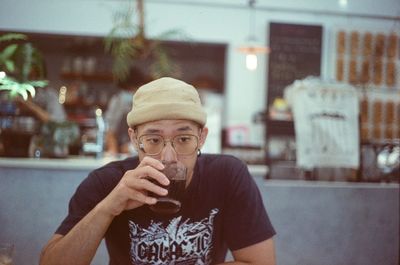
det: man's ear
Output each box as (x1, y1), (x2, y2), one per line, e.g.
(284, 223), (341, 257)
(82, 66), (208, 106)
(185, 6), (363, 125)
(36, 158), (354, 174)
(198, 126), (209, 149)
(128, 128), (139, 152)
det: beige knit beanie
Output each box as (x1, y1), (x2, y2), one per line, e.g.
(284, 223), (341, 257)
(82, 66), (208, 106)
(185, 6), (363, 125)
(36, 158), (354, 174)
(126, 77), (207, 127)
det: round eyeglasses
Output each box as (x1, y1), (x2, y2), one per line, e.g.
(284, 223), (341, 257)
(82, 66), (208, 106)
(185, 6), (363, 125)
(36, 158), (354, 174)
(138, 134), (199, 155)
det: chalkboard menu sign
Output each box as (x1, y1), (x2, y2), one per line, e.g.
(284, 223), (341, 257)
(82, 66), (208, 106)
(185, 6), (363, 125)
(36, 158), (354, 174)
(267, 22), (322, 106)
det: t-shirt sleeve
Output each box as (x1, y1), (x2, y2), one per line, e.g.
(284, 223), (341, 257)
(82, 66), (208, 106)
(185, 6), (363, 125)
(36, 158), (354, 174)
(55, 171), (106, 235)
(223, 158), (276, 251)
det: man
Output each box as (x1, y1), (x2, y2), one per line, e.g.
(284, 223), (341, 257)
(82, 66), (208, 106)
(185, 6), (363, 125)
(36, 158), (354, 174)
(105, 67), (149, 156)
(40, 77), (276, 265)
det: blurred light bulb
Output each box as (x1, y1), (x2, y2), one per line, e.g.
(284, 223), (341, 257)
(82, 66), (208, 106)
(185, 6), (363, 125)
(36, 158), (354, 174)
(95, 108), (103, 117)
(58, 86), (67, 104)
(339, 0), (348, 8)
(246, 53), (258, 70)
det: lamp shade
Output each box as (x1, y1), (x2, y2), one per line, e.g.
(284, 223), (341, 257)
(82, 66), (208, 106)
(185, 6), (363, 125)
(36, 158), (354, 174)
(237, 0), (270, 70)
(237, 43), (270, 54)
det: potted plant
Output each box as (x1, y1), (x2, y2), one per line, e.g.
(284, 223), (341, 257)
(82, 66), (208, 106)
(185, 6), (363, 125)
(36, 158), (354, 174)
(0, 32), (49, 157)
(104, 0), (185, 81)
(0, 33), (48, 99)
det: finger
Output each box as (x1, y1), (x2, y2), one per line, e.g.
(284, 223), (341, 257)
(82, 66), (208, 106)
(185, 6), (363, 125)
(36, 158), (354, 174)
(129, 165), (170, 186)
(128, 189), (158, 205)
(133, 177), (169, 197)
(139, 156), (165, 171)
(122, 169), (169, 196)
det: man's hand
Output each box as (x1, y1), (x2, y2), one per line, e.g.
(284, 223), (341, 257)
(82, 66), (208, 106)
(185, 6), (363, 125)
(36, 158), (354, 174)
(98, 156), (170, 216)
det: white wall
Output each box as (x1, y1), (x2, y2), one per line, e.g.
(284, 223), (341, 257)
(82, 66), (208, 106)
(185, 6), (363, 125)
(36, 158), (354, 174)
(1, 0), (399, 146)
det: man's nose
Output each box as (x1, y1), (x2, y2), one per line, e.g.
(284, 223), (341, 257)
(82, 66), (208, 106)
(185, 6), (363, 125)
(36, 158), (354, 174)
(160, 141), (177, 162)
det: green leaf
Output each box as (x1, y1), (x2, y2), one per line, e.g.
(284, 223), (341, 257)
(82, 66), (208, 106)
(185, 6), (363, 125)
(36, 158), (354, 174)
(22, 83), (37, 97)
(0, 33), (27, 43)
(0, 76), (44, 100)
(16, 87), (29, 100)
(0, 44), (18, 60)
(20, 43), (34, 82)
(27, 80), (48, 88)
(0, 80), (29, 100)
(0, 33), (46, 84)
(4, 60), (15, 72)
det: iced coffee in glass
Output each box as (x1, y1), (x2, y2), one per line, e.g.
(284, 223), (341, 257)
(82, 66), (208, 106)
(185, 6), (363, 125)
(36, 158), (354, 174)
(149, 161), (187, 214)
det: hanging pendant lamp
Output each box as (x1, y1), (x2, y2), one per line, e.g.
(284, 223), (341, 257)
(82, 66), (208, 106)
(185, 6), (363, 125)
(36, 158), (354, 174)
(237, 0), (270, 71)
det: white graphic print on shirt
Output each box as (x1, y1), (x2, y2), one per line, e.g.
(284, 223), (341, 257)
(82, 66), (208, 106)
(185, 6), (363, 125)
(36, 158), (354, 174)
(129, 208), (219, 265)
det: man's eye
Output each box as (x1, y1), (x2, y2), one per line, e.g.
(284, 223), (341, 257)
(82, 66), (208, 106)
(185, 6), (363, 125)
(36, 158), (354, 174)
(147, 138), (161, 144)
(177, 136), (191, 143)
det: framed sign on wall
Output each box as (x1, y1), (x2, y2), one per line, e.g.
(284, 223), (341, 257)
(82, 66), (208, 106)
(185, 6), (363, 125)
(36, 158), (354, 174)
(266, 22), (323, 108)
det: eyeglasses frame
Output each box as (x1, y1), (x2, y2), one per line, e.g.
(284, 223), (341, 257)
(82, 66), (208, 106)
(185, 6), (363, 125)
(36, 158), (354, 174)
(137, 133), (201, 156)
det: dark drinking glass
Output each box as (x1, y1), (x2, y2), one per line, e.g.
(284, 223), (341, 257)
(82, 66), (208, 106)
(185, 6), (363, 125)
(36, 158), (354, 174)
(149, 161), (187, 214)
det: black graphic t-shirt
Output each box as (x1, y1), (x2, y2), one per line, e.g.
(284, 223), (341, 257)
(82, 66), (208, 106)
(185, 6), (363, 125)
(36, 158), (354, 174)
(56, 154), (276, 264)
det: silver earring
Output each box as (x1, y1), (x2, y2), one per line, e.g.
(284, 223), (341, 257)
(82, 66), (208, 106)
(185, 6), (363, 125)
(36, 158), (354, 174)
(197, 149), (201, 157)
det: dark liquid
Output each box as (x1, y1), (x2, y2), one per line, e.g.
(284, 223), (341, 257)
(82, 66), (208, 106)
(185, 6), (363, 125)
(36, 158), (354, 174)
(149, 179), (186, 214)
(149, 198), (181, 214)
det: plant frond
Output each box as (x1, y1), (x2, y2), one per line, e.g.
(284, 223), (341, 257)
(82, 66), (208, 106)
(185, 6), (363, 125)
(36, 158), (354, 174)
(3, 60), (15, 72)
(0, 44), (19, 72)
(105, 3), (185, 80)
(0, 33), (27, 43)
(18, 83), (36, 98)
(0, 33), (46, 99)
(0, 44), (18, 60)
(27, 80), (48, 88)
(19, 43), (34, 82)
(156, 29), (190, 42)
(0, 82), (29, 100)
(16, 88), (29, 100)
(151, 46), (180, 78)
(113, 55), (131, 81)
(0, 75), (45, 100)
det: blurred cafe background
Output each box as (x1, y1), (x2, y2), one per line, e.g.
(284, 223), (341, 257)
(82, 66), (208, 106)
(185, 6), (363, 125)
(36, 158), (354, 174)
(0, 0), (399, 265)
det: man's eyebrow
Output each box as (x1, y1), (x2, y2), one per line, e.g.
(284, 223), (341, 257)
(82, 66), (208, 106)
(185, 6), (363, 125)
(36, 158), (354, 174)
(176, 126), (194, 132)
(141, 126), (194, 134)
(142, 128), (162, 134)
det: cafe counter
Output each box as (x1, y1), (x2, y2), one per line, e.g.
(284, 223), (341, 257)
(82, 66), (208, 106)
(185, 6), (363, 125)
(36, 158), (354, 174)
(0, 156), (117, 170)
(0, 157), (398, 265)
